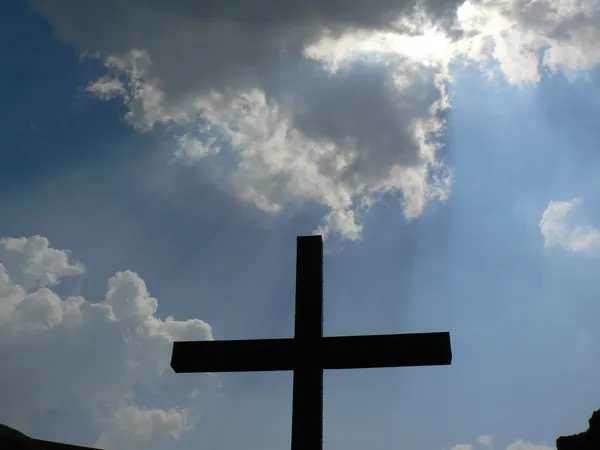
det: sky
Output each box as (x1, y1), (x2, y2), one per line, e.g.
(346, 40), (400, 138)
(1, 0), (600, 449)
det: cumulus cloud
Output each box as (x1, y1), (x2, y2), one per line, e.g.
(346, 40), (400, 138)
(176, 60), (451, 238)
(539, 198), (600, 253)
(0, 236), (85, 290)
(28, 0), (600, 240)
(0, 236), (212, 449)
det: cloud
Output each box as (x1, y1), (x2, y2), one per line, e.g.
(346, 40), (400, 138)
(452, 445), (474, 450)
(29, 0), (600, 240)
(452, 438), (553, 450)
(477, 435), (494, 447)
(95, 405), (193, 450)
(86, 75), (127, 100)
(539, 198), (600, 253)
(30, 0), (462, 103)
(299, 0), (600, 88)
(458, 0), (600, 85)
(505, 441), (553, 450)
(0, 236), (85, 290)
(28, 0), (459, 240)
(0, 236), (212, 449)
(176, 59), (451, 239)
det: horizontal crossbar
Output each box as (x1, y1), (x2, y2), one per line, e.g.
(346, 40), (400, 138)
(171, 332), (451, 373)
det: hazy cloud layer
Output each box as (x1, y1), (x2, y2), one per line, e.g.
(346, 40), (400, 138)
(0, 236), (212, 449)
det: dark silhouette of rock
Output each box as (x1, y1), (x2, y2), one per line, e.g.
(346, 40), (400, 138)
(0, 423), (100, 450)
(557, 409), (600, 450)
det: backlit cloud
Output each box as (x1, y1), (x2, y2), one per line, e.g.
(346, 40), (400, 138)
(28, 0), (600, 240)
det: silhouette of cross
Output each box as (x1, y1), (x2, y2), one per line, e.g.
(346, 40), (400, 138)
(171, 235), (452, 450)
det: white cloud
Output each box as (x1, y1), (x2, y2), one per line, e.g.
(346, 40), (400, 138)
(448, 0), (600, 84)
(539, 198), (600, 253)
(0, 236), (212, 448)
(86, 75), (126, 100)
(505, 440), (553, 450)
(95, 405), (193, 450)
(477, 435), (494, 448)
(303, 0), (600, 86)
(452, 445), (474, 450)
(179, 63), (451, 239)
(0, 236), (85, 290)
(86, 48), (452, 240)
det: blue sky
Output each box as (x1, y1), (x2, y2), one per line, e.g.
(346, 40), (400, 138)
(2, 1), (600, 450)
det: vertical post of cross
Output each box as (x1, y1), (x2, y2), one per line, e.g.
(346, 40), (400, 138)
(291, 235), (324, 450)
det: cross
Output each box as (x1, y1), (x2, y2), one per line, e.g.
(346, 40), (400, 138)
(171, 235), (452, 450)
